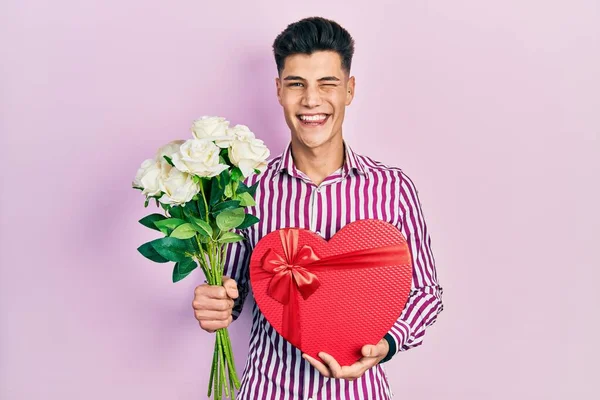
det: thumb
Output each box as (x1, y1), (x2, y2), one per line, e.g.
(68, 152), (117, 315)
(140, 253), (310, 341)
(222, 276), (239, 299)
(361, 344), (379, 358)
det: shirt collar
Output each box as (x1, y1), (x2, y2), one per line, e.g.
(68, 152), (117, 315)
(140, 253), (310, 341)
(275, 140), (368, 177)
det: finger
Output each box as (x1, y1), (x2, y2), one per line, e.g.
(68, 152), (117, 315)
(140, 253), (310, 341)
(318, 352), (343, 379)
(339, 357), (373, 381)
(194, 309), (231, 321)
(222, 276), (239, 299)
(340, 366), (361, 381)
(302, 354), (331, 377)
(361, 344), (381, 358)
(199, 315), (232, 332)
(192, 297), (233, 312)
(212, 298), (234, 311)
(203, 285), (229, 299)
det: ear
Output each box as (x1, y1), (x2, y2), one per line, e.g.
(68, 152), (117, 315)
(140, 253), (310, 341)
(345, 76), (356, 106)
(275, 77), (283, 105)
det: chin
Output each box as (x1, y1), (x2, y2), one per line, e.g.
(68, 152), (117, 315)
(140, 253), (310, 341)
(293, 128), (333, 148)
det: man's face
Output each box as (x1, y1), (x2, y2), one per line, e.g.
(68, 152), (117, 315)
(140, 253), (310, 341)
(276, 51), (355, 149)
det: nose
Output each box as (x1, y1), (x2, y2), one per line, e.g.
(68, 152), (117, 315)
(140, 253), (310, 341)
(301, 85), (322, 108)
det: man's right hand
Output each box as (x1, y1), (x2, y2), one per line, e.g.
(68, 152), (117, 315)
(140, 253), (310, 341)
(192, 276), (239, 333)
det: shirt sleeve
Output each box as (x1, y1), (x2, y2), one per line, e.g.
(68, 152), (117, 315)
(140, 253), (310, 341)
(380, 171), (444, 363)
(222, 228), (253, 321)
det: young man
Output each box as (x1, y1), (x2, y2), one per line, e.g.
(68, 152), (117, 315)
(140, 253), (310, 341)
(192, 17), (444, 399)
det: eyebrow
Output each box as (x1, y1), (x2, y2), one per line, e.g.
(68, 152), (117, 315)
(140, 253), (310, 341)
(283, 75), (341, 82)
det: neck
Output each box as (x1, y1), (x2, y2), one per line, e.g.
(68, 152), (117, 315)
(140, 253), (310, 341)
(290, 135), (345, 186)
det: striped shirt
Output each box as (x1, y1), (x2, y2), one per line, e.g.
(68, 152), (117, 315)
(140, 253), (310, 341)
(224, 140), (444, 400)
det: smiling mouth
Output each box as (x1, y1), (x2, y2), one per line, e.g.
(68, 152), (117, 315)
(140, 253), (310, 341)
(296, 114), (330, 127)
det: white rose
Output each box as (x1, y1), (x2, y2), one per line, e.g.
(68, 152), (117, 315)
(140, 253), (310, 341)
(133, 158), (163, 197)
(215, 124), (255, 150)
(191, 116), (230, 144)
(212, 126), (237, 149)
(229, 135), (270, 177)
(158, 168), (199, 206)
(228, 124), (256, 140)
(171, 138), (229, 177)
(155, 140), (184, 161)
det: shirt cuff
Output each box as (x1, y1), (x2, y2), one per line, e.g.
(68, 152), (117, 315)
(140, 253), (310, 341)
(379, 333), (397, 364)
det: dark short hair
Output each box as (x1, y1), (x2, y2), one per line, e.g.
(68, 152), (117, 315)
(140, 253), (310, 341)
(272, 17), (355, 76)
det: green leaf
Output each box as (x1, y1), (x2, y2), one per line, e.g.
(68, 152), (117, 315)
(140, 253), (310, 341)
(150, 237), (192, 262)
(221, 168), (231, 187)
(170, 223), (197, 240)
(209, 170), (231, 205)
(196, 197), (207, 220)
(189, 216), (213, 237)
(209, 175), (225, 206)
(139, 214), (167, 231)
(248, 181), (258, 197)
(236, 181), (259, 197)
(221, 148), (231, 165)
(231, 167), (243, 182)
(163, 155), (175, 166)
(168, 205), (185, 219)
(237, 192), (255, 207)
(211, 200), (241, 214)
(172, 258), (197, 282)
(188, 237), (201, 253)
(197, 234), (210, 244)
(236, 181), (249, 194)
(237, 213), (259, 229)
(217, 231), (245, 244)
(137, 240), (169, 263)
(183, 200), (200, 218)
(210, 220), (221, 240)
(153, 218), (186, 235)
(216, 207), (245, 231)
(200, 179), (211, 201)
(224, 183), (233, 198)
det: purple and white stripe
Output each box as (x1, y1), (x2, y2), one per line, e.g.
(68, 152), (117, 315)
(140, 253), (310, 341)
(223, 140), (444, 400)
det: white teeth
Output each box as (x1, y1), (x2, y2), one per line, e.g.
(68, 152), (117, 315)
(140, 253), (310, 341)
(299, 114), (327, 122)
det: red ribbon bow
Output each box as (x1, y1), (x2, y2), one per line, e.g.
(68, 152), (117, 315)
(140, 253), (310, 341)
(262, 229), (322, 305)
(258, 228), (411, 348)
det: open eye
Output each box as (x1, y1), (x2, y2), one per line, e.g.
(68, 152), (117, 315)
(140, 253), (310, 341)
(288, 82), (304, 87)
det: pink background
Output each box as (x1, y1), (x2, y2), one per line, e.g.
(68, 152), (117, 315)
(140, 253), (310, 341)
(1, 1), (598, 399)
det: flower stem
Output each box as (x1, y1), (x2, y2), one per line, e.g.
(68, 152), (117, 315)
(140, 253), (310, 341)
(199, 179), (210, 222)
(196, 196), (241, 399)
(215, 330), (222, 400)
(195, 248), (210, 280)
(208, 337), (218, 397)
(218, 330), (230, 398)
(229, 366), (236, 400)
(208, 243), (217, 285)
(224, 328), (241, 388)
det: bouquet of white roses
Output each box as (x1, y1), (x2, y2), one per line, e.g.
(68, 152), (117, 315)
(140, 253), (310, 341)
(132, 116), (269, 399)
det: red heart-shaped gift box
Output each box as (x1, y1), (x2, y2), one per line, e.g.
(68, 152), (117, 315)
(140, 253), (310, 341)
(249, 219), (412, 366)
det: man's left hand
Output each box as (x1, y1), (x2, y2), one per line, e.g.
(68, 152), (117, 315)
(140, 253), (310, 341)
(302, 338), (390, 381)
